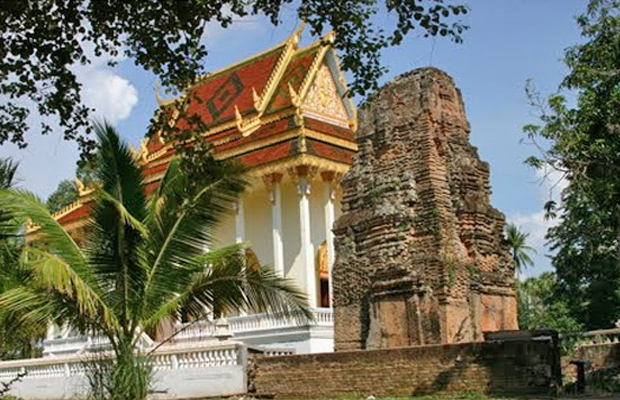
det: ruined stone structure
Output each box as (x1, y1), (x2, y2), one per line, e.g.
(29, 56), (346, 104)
(332, 68), (517, 350)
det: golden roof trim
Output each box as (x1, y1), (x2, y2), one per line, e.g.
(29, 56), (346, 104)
(247, 153), (350, 178)
(305, 128), (358, 151)
(143, 107), (296, 165)
(27, 197), (87, 234)
(254, 24), (303, 112)
(192, 39), (290, 87)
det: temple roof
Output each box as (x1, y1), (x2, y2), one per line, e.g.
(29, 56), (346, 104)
(33, 26), (358, 235)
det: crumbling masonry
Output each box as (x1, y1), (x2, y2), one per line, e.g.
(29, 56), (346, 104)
(332, 68), (517, 350)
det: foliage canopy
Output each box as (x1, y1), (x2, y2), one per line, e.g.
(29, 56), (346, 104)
(0, 0), (467, 159)
(524, 0), (620, 329)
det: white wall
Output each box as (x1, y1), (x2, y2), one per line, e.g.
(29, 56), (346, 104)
(243, 184), (273, 267)
(0, 343), (248, 400)
(281, 177), (303, 285)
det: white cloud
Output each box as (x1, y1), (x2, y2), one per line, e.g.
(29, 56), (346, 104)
(535, 165), (568, 204)
(0, 52), (139, 198)
(510, 210), (553, 256)
(507, 164), (568, 276)
(81, 71), (138, 124)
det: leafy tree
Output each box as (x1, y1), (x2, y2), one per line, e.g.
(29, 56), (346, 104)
(0, 1), (468, 159)
(517, 272), (582, 334)
(0, 158), (45, 360)
(47, 154), (101, 214)
(46, 180), (79, 214)
(0, 122), (309, 398)
(524, 0), (620, 329)
(505, 223), (536, 273)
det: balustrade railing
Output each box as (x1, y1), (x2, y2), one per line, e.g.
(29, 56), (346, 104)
(43, 331), (154, 357)
(0, 343), (244, 381)
(175, 307), (332, 343)
(562, 327), (620, 346)
(41, 308), (331, 357)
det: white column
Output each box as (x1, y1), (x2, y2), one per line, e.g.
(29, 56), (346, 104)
(297, 168), (317, 307)
(235, 199), (244, 244)
(322, 172), (336, 308)
(266, 174), (285, 277)
(234, 198), (246, 316)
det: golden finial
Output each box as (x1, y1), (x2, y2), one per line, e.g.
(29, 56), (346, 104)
(75, 178), (85, 195)
(252, 87), (261, 109)
(129, 144), (139, 160)
(288, 83), (301, 107)
(289, 22), (306, 47)
(155, 81), (165, 106)
(235, 105), (243, 129)
(140, 138), (150, 163)
(324, 30), (336, 44)
(155, 81), (176, 107)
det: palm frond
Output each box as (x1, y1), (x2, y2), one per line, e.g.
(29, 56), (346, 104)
(85, 121), (148, 331)
(140, 157), (247, 317)
(0, 158), (19, 190)
(19, 246), (118, 329)
(0, 189), (88, 275)
(506, 222), (537, 270)
(94, 188), (148, 235)
(142, 245), (311, 330)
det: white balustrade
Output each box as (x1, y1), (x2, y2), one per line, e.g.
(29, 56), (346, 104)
(39, 308), (332, 361)
(43, 331), (155, 357)
(174, 308), (333, 344)
(0, 343), (244, 383)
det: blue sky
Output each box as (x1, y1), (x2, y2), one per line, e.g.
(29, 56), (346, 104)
(0, 0), (588, 277)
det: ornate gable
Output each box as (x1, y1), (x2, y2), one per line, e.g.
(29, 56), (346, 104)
(303, 63), (349, 128)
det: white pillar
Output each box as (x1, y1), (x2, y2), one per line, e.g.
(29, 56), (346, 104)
(322, 172), (336, 308)
(266, 174), (285, 277)
(297, 169), (317, 307)
(234, 198), (246, 316)
(235, 199), (244, 244)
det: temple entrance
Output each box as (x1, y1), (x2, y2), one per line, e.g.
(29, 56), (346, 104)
(320, 278), (330, 307)
(317, 241), (330, 307)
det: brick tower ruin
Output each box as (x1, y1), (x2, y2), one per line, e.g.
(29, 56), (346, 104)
(332, 68), (517, 351)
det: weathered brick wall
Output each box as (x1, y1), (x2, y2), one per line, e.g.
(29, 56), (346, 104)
(562, 342), (620, 381)
(332, 67), (517, 351)
(252, 333), (561, 398)
(574, 343), (620, 370)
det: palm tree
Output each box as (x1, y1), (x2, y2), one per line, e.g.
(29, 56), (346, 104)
(505, 223), (536, 273)
(0, 158), (46, 360)
(0, 122), (310, 399)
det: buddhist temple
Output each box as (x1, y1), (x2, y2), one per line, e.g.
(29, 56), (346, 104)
(30, 27), (517, 359)
(33, 26), (356, 354)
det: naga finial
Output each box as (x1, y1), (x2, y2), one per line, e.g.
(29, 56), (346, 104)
(75, 178), (85, 195)
(289, 22), (306, 47)
(155, 81), (176, 107)
(155, 81), (165, 106)
(252, 87), (261, 109)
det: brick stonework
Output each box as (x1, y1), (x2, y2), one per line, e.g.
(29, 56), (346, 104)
(332, 68), (517, 350)
(251, 332), (561, 398)
(562, 342), (620, 382)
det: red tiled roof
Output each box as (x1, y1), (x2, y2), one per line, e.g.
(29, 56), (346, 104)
(304, 117), (355, 141)
(177, 45), (287, 131)
(267, 47), (320, 113)
(238, 141), (295, 167)
(306, 139), (355, 164)
(214, 118), (294, 153)
(56, 202), (92, 225)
